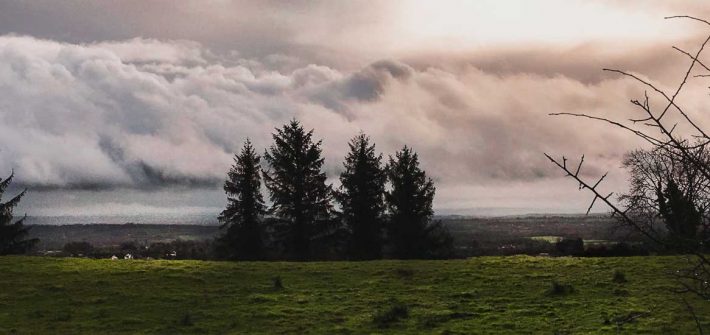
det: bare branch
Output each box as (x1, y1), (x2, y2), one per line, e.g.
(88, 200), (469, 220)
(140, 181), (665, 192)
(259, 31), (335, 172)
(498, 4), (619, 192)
(665, 15), (710, 27)
(544, 153), (664, 245)
(575, 155), (584, 177)
(673, 46), (710, 74)
(549, 112), (664, 146)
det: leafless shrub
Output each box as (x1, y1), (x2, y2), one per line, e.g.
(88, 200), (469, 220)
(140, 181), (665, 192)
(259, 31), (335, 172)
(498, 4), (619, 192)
(545, 15), (710, 333)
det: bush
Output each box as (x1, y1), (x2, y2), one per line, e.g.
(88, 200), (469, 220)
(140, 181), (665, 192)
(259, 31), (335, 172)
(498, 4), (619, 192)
(373, 299), (409, 328)
(546, 280), (574, 296)
(612, 270), (627, 283)
(555, 238), (584, 256)
(62, 241), (94, 257)
(119, 241), (139, 253)
(272, 276), (284, 290)
(424, 220), (456, 259)
(582, 242), (650, 257)
(179, 312), (193, 327)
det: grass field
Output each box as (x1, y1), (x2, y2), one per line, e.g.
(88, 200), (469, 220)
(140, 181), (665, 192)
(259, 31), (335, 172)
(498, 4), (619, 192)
(0, 256), (707, 334)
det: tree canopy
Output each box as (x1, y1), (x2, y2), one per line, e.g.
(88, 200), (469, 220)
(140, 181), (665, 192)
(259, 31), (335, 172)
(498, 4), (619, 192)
(385, 146), (452, 259)
(216, 121), (451, 260)
(263, 120), (334, 260)
(217, 139), (267, 260)
(336, 133), (386, 260)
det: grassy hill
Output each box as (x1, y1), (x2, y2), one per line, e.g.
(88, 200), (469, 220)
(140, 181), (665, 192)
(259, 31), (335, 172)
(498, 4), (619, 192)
(0, 256), (707, 334)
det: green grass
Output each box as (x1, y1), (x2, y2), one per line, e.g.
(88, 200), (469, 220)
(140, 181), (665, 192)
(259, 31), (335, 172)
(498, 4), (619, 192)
(529, 235), (562, 243)
(0, 256), (707, 334)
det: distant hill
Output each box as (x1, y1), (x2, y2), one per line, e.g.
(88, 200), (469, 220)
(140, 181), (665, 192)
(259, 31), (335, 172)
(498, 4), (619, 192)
(28, 224), (220, 250)
(26, 215), (629, 253)
(24, 214), (219, 226)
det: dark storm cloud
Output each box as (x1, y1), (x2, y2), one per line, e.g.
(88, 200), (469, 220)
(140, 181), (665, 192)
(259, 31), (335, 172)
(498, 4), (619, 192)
(306, 60), (414, 113)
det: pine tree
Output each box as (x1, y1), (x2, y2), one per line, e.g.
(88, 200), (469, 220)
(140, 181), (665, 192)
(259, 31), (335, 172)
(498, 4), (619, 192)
(263, 120), (334, 260)
(336, 133), (386, 260)
(385, 146), (452, 259)
(217, 140), (266, 260)
(0, 172), (38, 255)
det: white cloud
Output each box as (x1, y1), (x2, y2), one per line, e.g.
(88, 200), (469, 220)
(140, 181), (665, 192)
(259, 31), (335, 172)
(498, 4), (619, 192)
(1, 34), (707, 213)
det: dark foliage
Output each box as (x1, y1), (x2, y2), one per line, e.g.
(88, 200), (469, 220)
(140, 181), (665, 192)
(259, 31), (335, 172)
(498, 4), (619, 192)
(119, 241), (138, 253)
(613, 270), (628, 284)
(62, 241), (94, 256)
(423, 220), (456, 258)
(272, 276), (284, 290)
(546, 280), (574, 296)
(373, 299), (409, 328)
(263, 120), (335, 260)
(179, 312), (194, 327)
(555, 238), (584, 256)
(658, 179), (702, 245)
(620, 147), (707, 251)
(217, 140), (267, 260)
(336, 133), (386, 260)
(385, 146), (452, 259)
(582, 242), (650, 257)
(0, 172), (38, 255)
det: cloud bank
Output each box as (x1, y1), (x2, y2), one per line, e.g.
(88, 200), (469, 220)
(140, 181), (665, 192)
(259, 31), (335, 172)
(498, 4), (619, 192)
(1, 27), (709, 213)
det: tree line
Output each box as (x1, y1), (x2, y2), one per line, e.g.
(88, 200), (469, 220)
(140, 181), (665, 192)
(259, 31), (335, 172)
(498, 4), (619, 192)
(216, 119), (452, 261)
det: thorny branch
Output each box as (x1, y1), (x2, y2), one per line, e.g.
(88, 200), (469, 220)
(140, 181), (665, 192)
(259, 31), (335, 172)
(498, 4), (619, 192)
(547, 15), (710, 332)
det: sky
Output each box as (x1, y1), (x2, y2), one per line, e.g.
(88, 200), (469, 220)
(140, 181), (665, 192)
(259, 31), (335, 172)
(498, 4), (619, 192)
(2, 0), (710, 219)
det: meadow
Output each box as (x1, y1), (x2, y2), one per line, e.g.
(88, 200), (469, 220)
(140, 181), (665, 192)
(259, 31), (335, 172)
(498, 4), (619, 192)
(0, 255), (707, 334)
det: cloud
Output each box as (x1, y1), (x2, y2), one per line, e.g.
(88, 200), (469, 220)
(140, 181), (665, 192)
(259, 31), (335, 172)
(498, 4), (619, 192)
(1, 33), (709, 213)
(2, 0), (710, 214)
(2, 1), (706, 71)
(94, 38), (208, 65)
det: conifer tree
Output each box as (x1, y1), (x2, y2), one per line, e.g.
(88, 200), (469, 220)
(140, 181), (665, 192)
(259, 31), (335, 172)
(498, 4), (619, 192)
(217, 140), (266, 260)
(657, 179), (702, 244)
(336, 133), (386, 260)
(263, 120), (334, 260)
(0, 172), (38, 255)
(385, 146), (452, 259)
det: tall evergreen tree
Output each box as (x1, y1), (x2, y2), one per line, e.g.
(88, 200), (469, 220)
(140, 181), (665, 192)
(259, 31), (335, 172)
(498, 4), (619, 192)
(657, 179), (702, 244)
(263, 120), (334, 260)
(0, 172), (38, 255)
(385, 146), (452, 259)
(217, 140), (266, 260)
(336, 133), (386, 260)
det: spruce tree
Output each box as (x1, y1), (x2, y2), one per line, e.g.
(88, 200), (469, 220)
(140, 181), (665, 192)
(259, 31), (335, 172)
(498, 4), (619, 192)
(263, 120), (334, 260)
(385, 146), (452, 259)
(657, 179), (701, 245)
(0, 172), (38, 255)
(217, 140), (266, 260)
(336, 133), (386, 260)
